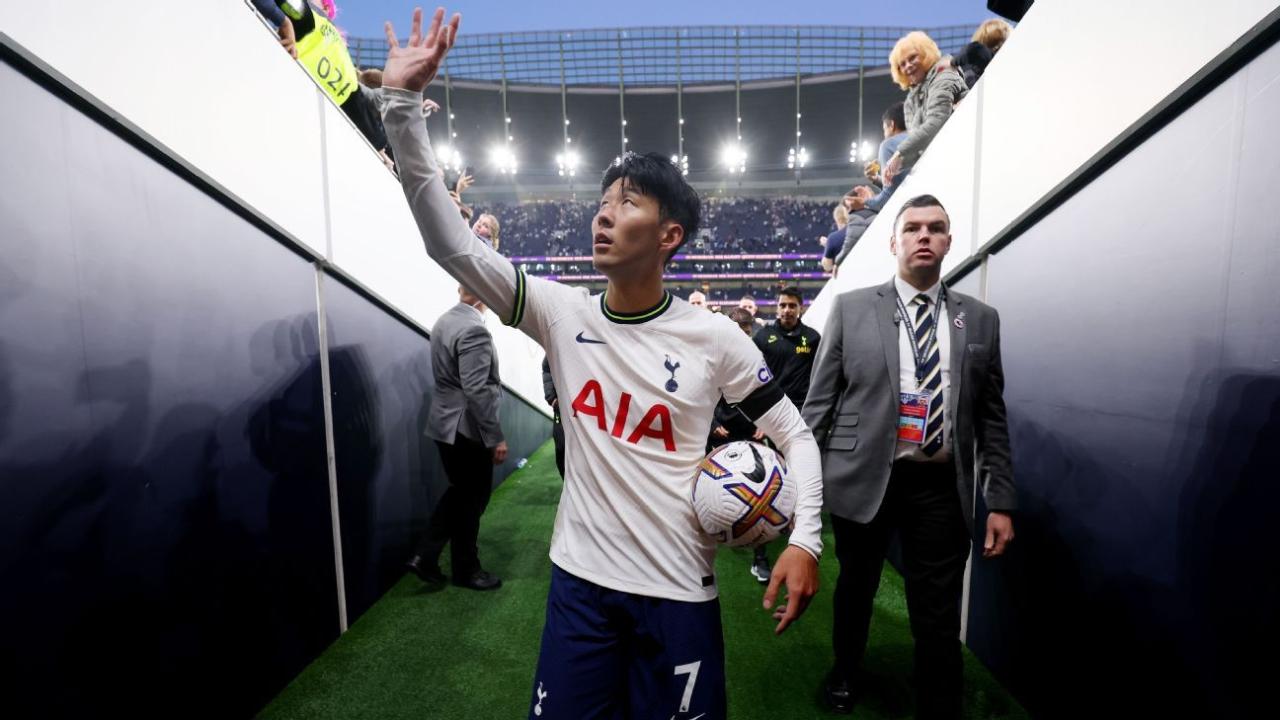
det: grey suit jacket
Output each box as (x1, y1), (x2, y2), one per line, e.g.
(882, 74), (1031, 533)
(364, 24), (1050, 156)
(427, 303), (504, 447)
(802, 278), (1015, 528)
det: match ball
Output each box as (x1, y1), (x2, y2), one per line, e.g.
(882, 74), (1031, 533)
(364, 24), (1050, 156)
(691, 441), (796, 547)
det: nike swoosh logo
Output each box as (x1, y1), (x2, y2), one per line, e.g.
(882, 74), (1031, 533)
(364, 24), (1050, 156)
(671, 714), (706, 720)
(575, 331), (607, 345)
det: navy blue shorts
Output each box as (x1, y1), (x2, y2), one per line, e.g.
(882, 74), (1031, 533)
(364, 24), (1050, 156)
(528, 565), (727, 719)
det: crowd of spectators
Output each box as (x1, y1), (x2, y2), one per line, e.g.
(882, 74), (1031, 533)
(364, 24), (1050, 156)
(490, 197), (834, 258)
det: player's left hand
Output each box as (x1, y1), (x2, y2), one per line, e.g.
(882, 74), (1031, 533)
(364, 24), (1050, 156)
(763, 545), (819, 635)
(384, 7), (461, 93)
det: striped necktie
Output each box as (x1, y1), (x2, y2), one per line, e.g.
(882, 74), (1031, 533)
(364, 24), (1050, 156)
(913, 294), (945, 456)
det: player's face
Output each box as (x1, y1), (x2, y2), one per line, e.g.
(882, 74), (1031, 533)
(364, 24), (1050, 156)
(738, 297), (756, 315)
(777, 296), (801, 329)
(891, 206), (952, 276)
(592, 179), (681, 275)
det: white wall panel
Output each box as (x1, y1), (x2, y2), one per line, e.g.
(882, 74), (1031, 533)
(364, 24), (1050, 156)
(322, 100), (455, 323)
(976, 0), (1277, 241)
(0, 0), (329, 255)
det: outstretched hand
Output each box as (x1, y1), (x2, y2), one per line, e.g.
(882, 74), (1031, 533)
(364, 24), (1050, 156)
(383, 7), (461, 92)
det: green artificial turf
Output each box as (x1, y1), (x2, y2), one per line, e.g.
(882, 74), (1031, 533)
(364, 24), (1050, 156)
(260, 441), (1027, 719)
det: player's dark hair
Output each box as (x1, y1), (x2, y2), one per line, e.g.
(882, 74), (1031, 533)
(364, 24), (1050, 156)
(778, 285), (803, 303)
(602, 152), (701, 262)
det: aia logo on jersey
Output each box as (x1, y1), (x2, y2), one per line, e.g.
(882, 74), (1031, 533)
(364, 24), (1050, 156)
(571, 379), (676, 452)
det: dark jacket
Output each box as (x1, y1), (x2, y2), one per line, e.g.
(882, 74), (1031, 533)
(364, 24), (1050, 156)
(753, 320), (821, 409)
(542, 357), (559, 416)
(951, 41), (995, 88)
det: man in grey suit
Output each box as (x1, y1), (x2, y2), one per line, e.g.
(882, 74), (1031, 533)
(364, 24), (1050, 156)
(406, 286), (508, 591)
(803, 194), (1016, 718)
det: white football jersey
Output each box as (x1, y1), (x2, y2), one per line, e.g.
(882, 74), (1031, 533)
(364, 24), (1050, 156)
(518, 279), (778, 600)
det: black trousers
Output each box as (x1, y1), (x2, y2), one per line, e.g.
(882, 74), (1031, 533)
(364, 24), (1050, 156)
(415, 434), (494, 578)
(552, 412), (566, 479)
(831, 460), (971, 720)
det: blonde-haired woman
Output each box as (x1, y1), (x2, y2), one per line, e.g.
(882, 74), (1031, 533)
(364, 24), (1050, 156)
(882, 31), (967, 184)
(972, 18), (1013, 53)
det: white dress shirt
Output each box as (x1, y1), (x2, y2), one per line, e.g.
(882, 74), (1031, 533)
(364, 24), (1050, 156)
(893, 275), (952, 463)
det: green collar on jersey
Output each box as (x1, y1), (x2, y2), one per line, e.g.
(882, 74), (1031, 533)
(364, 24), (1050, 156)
(600, 290), (672, 325)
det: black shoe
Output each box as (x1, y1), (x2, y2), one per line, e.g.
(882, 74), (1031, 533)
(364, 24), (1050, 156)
(823, 670), (856, 715)
(405, 555), (447, 584)
(454, 569), (502, 591)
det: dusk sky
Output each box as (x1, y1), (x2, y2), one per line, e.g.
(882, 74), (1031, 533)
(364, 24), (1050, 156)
(328, 0), (999, 38)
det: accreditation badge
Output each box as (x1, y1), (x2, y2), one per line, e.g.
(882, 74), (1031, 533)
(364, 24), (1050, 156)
(897, 391), (932, 444)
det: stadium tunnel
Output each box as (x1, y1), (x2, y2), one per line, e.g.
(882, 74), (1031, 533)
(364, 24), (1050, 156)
(2, 0), (1280, 717)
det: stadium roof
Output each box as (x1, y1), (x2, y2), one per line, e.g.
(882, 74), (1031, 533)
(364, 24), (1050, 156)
(346, 25), (979, 87)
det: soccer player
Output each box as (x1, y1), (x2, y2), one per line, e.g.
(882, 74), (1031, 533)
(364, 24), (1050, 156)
(380, 9), (823, 718)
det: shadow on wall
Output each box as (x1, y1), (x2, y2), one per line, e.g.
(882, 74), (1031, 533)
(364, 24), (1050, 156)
(984, 361), (1280, 718)
(0, 313), (363, 718)
(325, 342), (389, 617)
(0, 339), (10, 448)
(1172, 369), (1280, 717)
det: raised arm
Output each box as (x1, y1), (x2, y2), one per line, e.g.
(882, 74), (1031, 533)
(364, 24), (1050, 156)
(380, 8), (521, 321)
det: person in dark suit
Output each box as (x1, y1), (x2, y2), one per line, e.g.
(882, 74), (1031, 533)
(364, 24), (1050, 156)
(803, 194), (1016, 718)
(406, 286), (508, 591)
(541, 356), (565, 478)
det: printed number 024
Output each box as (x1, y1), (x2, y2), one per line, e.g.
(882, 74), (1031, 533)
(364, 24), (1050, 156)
(315, 56), (352, 100)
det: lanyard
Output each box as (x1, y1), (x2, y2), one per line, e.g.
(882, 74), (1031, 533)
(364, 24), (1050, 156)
(895, 287), (945, 386)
